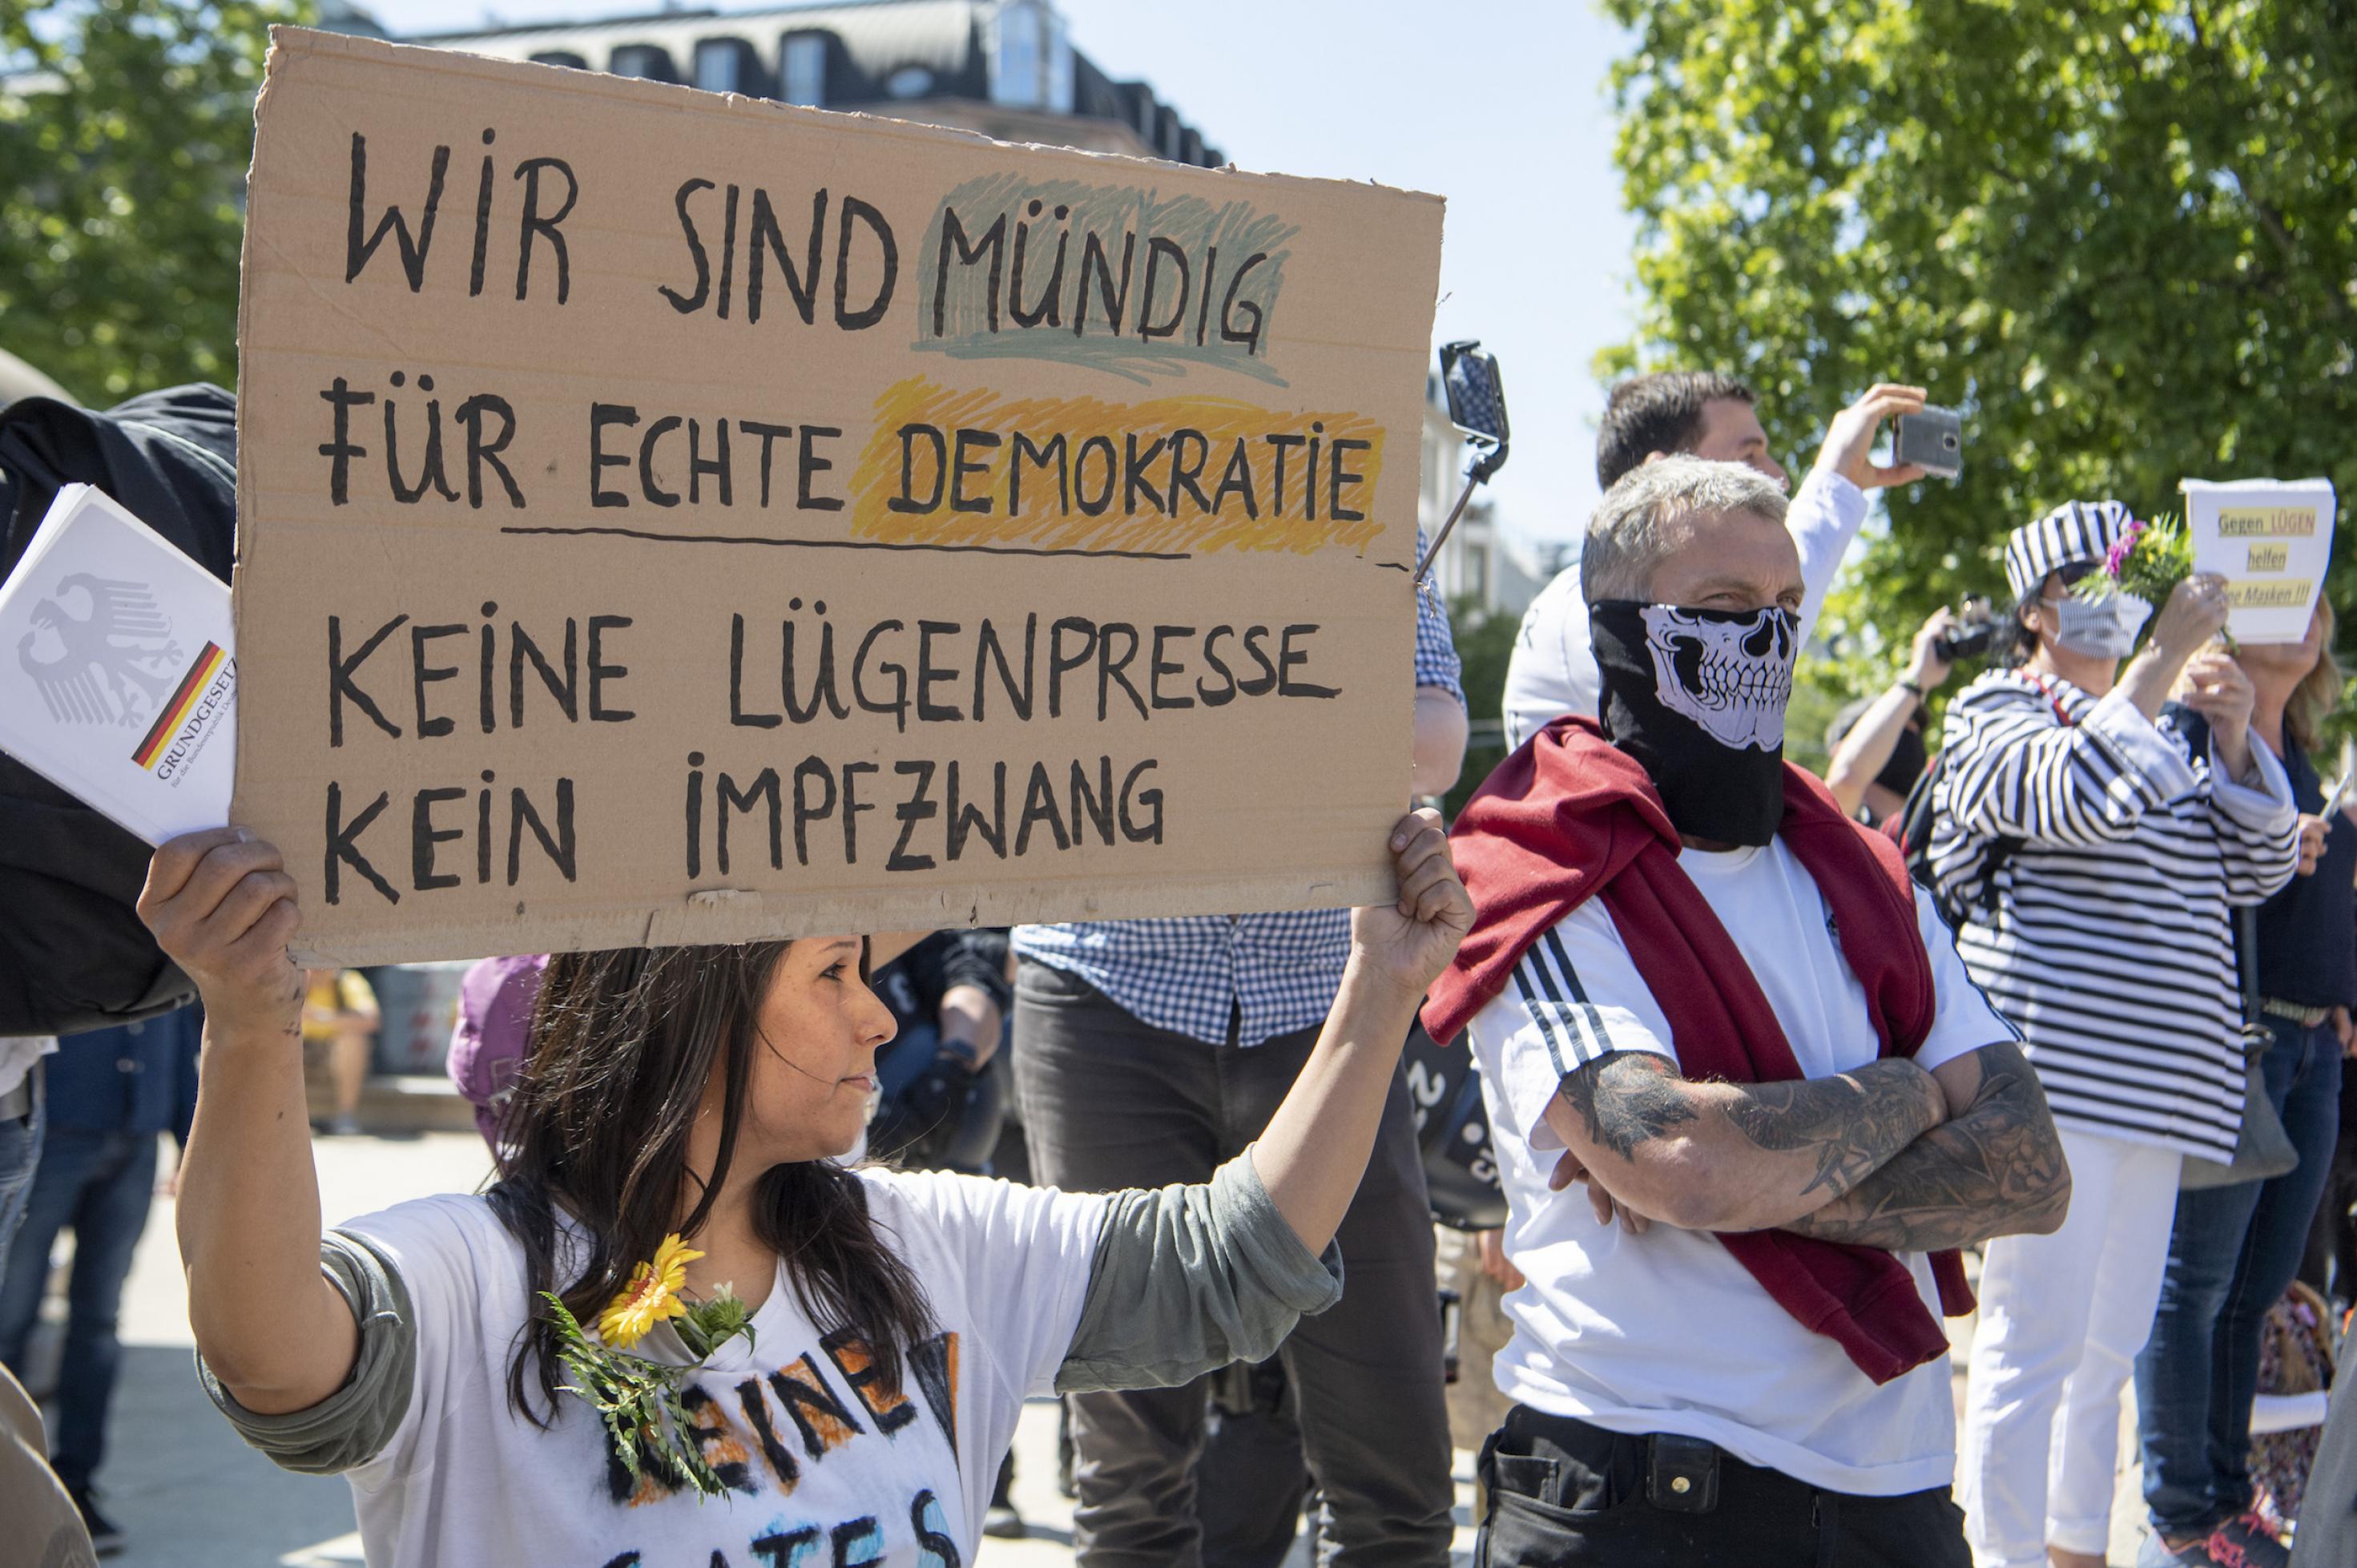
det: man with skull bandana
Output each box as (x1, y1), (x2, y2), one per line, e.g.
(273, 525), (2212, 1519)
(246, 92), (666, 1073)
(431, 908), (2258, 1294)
(1501, 373), (1934, 749)
(1425, 457), (2073, 1565)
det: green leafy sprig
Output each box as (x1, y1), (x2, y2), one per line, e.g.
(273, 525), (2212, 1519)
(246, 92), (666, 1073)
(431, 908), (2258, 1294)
(538, 1288), (755, 1500)
(2073, 511), (2194, 610)
(2074, 511), (2239, 649)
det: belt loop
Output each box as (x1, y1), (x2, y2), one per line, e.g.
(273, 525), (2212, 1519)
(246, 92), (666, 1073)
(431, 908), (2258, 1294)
(1813, 1489), (1839, 1568)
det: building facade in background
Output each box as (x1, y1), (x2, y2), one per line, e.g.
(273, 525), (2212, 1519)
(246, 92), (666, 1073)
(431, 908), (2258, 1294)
(1418, 375), (1544, 619)
(409, 0), (1223, 167)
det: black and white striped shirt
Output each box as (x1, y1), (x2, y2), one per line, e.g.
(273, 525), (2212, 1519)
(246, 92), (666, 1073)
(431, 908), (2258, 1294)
(1927, 669), (2299, 1161)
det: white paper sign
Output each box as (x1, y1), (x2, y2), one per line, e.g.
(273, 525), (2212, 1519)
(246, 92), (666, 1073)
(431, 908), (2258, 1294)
(0, 485), (236, 843)
(2182, 478), (2338, 644)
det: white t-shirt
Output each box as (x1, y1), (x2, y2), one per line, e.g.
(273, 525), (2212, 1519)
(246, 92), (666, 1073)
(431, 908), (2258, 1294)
(337, 1168), (1109, 1568)
(0, 1036), (56, 1101)
(1501, 470), (1867, 748)
(1466, 836), (2015, 1495)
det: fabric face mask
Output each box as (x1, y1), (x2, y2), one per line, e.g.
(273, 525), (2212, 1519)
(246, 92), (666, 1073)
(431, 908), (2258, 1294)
(1589, 600), (1798, 848)
(2046, 590), (2151, 659)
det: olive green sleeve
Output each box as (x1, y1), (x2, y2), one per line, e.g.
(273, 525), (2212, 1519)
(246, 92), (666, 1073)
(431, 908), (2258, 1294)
(1057, 1148), (1344, 1394)
(195, 1229), (416, 1476)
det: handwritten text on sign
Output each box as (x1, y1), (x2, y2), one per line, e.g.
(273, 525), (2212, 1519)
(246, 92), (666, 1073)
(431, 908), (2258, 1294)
(232, 30), (1444, 964)
(2182, 478), (2339, 647)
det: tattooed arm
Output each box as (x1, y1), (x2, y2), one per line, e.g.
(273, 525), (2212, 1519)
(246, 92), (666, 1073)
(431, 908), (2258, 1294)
(1537, 1050), (1949, 1233)
(1779, 1041), (2070, 1250)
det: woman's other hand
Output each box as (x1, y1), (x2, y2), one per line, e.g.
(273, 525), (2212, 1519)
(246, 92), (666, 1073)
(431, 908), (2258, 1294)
(2295, 812), (2329, 877)
(2179, 648), (2257, 780)
(1348, 808), (1473, 1007)
(1907, 607), (1958, 692)
(2150, 572), (2233, 665)
(139, 828), (302, 1039)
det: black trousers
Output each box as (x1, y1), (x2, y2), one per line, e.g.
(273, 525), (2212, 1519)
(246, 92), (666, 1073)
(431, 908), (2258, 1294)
(1012, 959), (1456, 1567)
(1474, 1406), (1968, 1568)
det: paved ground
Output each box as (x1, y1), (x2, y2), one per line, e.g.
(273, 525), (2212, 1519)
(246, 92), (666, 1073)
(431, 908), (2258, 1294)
(14, 1129), (2144, 1565)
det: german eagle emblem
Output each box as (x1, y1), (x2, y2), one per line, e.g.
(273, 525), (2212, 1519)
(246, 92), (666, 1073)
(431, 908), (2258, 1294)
(15, 574), (183, 727)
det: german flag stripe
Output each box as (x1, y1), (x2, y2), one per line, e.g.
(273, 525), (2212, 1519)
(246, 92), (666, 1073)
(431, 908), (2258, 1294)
(134, 643), (227, 768)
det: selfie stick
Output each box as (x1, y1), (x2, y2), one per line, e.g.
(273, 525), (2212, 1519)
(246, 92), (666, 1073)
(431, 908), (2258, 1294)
(1413, 340), (1511, 588)
(1413, 470), (1489, 586)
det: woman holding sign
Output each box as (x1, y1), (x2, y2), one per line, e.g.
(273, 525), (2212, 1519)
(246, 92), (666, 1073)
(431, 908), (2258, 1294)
(1940, 502), (2302, 1568)
(2133, 600), (2351, 1567)
(139, 812), (1469, 1568)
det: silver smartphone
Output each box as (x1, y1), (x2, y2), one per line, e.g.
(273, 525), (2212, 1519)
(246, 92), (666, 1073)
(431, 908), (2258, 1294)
(1894, 405), (1963, 480)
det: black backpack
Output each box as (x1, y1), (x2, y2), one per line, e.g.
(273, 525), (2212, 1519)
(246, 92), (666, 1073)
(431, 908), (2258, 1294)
(1402, 1018), (1508, 1231)
(1888, 750), (1961, 909)
(0, 385), (236, 1035)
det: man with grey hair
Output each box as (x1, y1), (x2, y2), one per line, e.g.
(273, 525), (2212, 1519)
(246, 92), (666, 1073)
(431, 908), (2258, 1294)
(1423, 458), (2070, 1564)
(1501, 377), (1932, 748)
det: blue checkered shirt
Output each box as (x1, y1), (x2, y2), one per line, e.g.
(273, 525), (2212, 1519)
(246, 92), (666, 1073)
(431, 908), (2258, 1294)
(1014, 552), (1464, 1046)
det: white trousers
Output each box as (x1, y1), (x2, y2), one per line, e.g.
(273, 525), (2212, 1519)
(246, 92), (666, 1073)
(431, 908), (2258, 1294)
(1958, 1124), (2182, 1567)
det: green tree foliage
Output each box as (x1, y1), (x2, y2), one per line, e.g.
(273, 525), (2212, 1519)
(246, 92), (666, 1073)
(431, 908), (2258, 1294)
(0, 0), (306, 404)
(1444, 595), (1520, 819)
(1599, 0), (2357, 675)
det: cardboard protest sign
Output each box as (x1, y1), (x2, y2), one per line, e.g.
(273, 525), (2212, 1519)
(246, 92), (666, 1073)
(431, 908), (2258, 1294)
(233, 29), (1444, 965)
(2182, 478), (2339, 644)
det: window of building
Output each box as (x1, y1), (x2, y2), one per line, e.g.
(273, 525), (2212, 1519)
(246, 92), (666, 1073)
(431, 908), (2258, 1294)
(1043, 9), (1073, 112)
(693, 39), (743, 94)
(780, 31), (827, 106)
(1467, 545), (1490, 606)
(609, 45), (675, 82)
(885, 64), (934, 98)
(529, 50), (588, 70)
(990, 1), (1042, 107)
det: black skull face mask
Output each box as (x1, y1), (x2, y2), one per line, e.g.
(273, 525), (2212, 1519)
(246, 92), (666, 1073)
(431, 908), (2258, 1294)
(1589, 601), (1798, 847)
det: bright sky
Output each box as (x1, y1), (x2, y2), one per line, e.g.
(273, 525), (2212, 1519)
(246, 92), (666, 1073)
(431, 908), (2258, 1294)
(361, 0), (1639, 546)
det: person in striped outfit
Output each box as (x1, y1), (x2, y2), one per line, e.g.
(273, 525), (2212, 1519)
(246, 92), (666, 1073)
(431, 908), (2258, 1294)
(1942, 501), (2303, 1568)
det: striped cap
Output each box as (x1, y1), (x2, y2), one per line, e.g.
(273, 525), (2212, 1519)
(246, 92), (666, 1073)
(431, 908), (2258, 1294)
(2004, 500), (2135, 602)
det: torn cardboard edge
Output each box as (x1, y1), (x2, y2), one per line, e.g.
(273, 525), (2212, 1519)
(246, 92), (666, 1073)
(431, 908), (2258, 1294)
(257, 26), (1446, 216)
(287, 865), (1396, 967)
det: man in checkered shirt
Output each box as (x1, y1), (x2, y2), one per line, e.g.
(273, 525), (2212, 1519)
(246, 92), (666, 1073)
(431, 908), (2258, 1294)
(1011, 536), (1468, 1566)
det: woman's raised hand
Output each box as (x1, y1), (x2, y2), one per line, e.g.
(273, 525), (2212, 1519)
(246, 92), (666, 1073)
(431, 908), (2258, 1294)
(1348, 808), (1473, 1006)
(2149, 571), (2233, 664)
(138, 828), (304, 1038)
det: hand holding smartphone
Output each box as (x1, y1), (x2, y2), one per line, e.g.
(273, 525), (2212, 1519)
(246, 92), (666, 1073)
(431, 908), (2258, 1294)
(1894, 405), (1964, 481)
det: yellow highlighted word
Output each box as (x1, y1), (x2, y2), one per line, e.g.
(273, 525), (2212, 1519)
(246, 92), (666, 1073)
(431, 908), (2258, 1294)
(850, 377), (1384, 556)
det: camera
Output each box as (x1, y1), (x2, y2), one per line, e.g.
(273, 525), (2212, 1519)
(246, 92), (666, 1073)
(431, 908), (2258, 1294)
(1936, 596), (1997, 662)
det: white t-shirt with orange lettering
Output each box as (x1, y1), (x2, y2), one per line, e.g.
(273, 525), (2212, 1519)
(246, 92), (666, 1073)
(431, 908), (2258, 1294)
(336, 1170), (1108, 1568)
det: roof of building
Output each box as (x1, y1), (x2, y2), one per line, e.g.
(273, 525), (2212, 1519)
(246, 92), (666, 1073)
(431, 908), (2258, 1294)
(404, 0), (1221, 166)
(415, 1), (966, 72)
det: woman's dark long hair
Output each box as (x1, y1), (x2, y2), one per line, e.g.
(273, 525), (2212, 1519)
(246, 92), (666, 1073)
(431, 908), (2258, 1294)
(486, 942), (934, 1425)
(2004, 586), (2043, 667)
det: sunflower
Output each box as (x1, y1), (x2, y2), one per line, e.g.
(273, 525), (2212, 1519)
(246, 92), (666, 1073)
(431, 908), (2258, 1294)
(596, 1233), (703, 1350)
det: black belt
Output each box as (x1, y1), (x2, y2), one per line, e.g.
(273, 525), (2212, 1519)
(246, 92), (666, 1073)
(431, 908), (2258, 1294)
(1486, 1407), (1739, 1518)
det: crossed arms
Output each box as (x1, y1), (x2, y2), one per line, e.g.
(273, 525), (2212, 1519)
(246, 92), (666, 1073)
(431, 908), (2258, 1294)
(1541, 1041), (2070, 1248)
